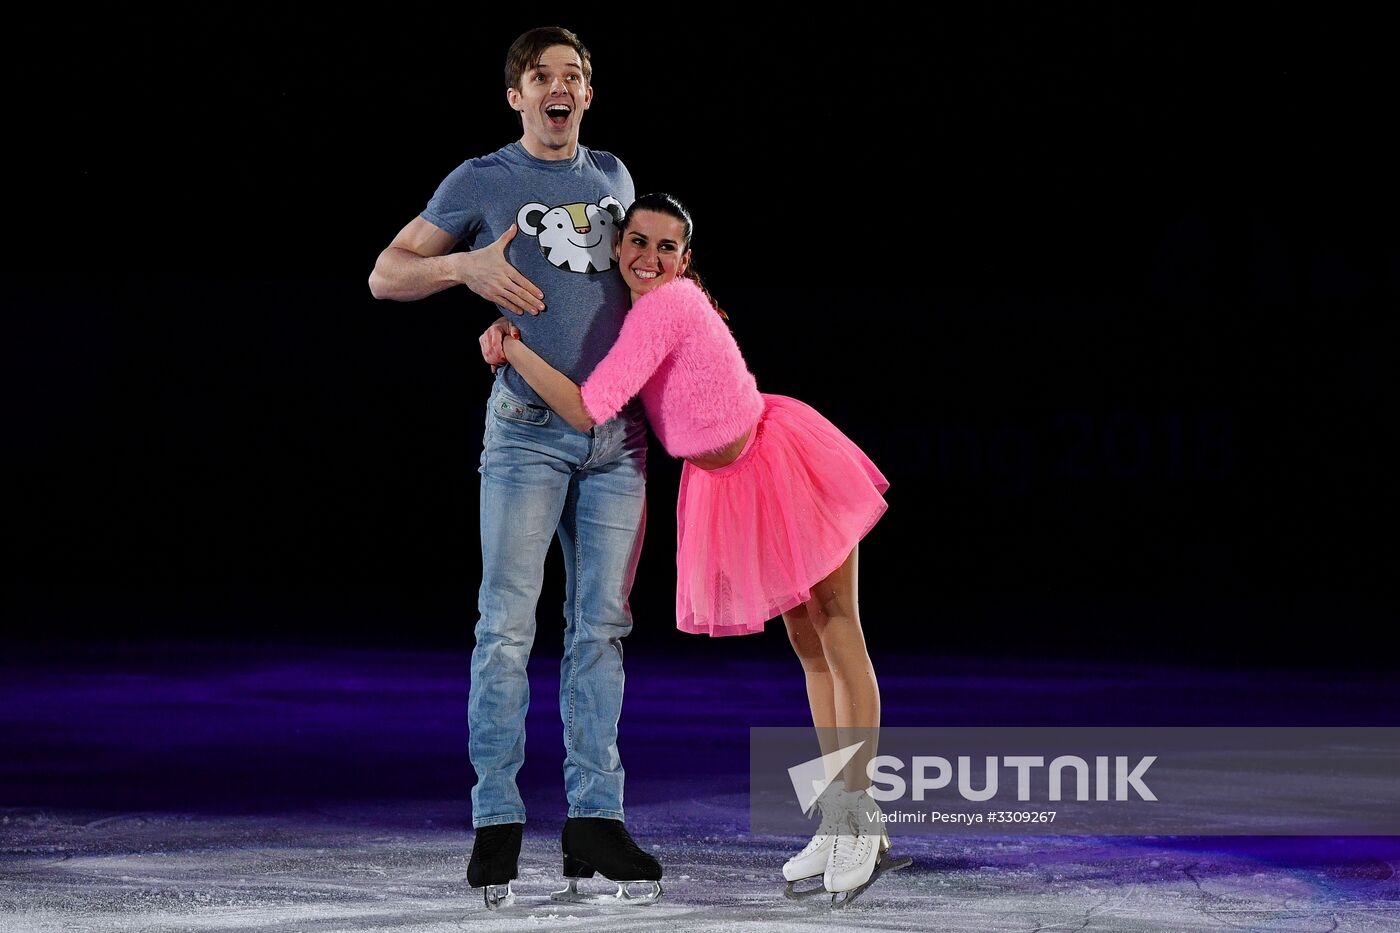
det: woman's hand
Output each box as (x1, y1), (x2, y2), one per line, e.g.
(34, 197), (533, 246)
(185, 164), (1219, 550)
(479, 317), (523, 374)
(490, 325), (595, 434)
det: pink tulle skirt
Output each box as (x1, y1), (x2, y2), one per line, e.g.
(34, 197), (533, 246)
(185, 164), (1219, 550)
(675, 394), (889, 636)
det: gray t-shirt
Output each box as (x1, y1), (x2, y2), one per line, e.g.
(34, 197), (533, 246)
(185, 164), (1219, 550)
(421, 141), (636, 407)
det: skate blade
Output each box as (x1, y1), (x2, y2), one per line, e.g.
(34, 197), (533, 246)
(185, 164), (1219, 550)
(482, 882), (515, 910)
(830, 854), (913, 909)
(783, 876), (830, 900)
(551, 877), (663, 906)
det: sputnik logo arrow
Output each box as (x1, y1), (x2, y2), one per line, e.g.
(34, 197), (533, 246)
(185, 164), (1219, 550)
(787, 741), (865, 814)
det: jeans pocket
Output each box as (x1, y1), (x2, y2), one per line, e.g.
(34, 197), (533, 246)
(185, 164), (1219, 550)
(492, 390), (551, 427)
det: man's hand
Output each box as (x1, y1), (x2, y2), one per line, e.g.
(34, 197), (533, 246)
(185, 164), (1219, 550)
(480, 317), (522, 374)
(459, 224), (546, 316)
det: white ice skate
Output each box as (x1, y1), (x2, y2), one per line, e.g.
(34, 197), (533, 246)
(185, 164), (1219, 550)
(822, 786), (913, 908)
(782, 778), (844, 900)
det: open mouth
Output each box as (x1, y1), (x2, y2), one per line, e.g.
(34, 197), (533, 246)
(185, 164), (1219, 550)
(631, 269), (660, 281)
(545, 104), (571, 128)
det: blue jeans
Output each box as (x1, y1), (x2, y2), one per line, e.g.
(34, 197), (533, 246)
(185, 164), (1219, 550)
(469, 380), (647, 828)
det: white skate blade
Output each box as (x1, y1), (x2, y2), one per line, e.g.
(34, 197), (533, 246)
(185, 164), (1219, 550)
(782, 876), (829, 900)
(830, 853), (913, 909)
(482, 882), (515, 910)
(551, 876), (663, 906)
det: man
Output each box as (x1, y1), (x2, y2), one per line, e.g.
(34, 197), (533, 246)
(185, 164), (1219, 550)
(369, 26), (661, 907)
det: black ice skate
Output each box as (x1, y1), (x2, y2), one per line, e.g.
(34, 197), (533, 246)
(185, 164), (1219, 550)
(466, 822), (522, 910)
(551, 817), (663, 905)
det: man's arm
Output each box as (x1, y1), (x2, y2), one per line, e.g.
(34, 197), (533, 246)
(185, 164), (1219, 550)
(368, 217), (546, 315)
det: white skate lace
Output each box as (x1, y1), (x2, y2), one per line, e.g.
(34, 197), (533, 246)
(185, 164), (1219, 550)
(796, 806), (843, 857)
(792, 780), (846, 857)
(828, 807), (877, 874)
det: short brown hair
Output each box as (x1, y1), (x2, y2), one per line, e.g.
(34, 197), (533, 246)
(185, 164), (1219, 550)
(504, 27), (592, 91)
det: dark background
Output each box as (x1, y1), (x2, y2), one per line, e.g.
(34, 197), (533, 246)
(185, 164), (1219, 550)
(7, 9), (1394, 666)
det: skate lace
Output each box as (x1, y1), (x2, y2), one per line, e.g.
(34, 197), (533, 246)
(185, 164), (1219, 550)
(797, 800), (845, 857)
(797, 836), (824, 857)
(829, 810), (876, 871)
(817, 808), (844, 837)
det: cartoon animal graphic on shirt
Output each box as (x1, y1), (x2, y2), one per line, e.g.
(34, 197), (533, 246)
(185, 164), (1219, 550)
(516, 197), (623, 274)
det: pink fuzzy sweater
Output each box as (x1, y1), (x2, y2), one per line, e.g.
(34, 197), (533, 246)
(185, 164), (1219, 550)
(580, 278), (764, 459)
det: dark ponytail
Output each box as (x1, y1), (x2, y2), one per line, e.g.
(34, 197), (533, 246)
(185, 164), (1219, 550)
(623, 193), (728, 321)
(680, 264), (728, 322)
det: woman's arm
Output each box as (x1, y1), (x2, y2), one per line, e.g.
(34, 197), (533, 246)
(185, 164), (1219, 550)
(576, 279), (702, 423)
(502, 337), (595, 433)
(499, 279), (705, 433)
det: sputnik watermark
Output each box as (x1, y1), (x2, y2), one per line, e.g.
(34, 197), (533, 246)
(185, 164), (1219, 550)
(750, 727), (1400, 835)
(786, 741), (866, 813)
(790, 744), (1156, 806)
(867, 753), (1157, 802)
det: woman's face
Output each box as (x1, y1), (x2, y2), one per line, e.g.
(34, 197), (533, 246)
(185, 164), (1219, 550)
(616, 210), (691, 297)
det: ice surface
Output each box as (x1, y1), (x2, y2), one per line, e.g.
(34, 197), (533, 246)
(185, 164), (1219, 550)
(3, 802), (1398, 932)
(3, 644), (1398, 930)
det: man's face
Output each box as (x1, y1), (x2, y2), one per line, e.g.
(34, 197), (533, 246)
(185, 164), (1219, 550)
(508, 44), (593, 158)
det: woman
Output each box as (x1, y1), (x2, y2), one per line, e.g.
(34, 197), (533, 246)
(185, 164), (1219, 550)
(486, 193), (903, 900)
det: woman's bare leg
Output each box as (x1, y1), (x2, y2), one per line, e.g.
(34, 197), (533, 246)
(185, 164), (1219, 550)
(783, 602), (840, 773)
(805, 546), (881, 791)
